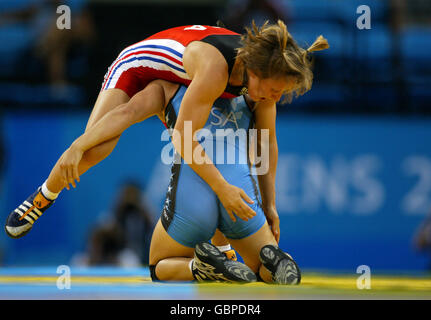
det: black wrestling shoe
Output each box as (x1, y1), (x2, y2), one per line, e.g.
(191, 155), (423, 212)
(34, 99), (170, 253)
(192, 242), (257, 283)
(259, 245), (301, 285)
(5, 187), (54, 239)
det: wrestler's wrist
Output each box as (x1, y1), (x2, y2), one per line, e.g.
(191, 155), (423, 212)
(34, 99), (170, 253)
(211, 177), (229, 195)
(262, 202), (276, 212)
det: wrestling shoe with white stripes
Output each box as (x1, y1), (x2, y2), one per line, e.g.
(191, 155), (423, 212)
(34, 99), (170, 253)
(191, 242), (257, 283)
(5, 187), (54, 238)
(259, 245), (301, 285)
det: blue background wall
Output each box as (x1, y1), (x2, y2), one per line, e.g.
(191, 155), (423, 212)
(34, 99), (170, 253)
(1, 111), (430, 272)
(1, 0), (430, 274)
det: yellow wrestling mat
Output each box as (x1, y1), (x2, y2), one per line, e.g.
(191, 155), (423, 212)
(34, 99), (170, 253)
(0, 267), (430, 299)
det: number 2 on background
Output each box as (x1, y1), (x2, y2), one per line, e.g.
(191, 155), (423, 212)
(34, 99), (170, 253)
(184, 25), (207, 31)
(402, 156), (431, 215)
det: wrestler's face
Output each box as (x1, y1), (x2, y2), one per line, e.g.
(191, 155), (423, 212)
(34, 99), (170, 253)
(246, 70), (297, 102)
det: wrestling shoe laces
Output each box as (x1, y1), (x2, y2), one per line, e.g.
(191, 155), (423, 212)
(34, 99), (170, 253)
(259, 245), (301, 285)
(192, 242), (256, 283)
(5, 187), (54, 239)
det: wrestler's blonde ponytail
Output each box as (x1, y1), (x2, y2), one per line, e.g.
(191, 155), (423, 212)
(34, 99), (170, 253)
(237, 20), (329, 102)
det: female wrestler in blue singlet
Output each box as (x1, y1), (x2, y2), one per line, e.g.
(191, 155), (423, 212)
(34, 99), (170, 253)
(149, 83), (300, 284)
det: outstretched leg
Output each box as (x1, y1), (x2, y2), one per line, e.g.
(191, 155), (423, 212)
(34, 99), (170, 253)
(46, 88), (130, 193)
(5, 88), (130, 238)
(47, 80), (176, 192)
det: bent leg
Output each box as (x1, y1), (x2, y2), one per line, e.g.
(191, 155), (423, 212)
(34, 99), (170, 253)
(211, 228), (230, 247)
(227, 221), (277, 282)
(149, 219), (195, 281)
(211, 228), (238, 260)
(228, 222), (301, 284)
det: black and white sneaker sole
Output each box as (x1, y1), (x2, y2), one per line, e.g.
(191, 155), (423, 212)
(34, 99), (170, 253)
(193, 242), (257, 283)
(259, 245), (301, 285)
(4, 224), (32, 239)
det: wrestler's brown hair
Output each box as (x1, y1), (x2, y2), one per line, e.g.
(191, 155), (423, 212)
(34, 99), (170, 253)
(236, 20), (329, 102)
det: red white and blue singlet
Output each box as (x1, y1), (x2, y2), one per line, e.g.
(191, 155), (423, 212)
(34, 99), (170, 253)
(101, 25), (245, 99)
